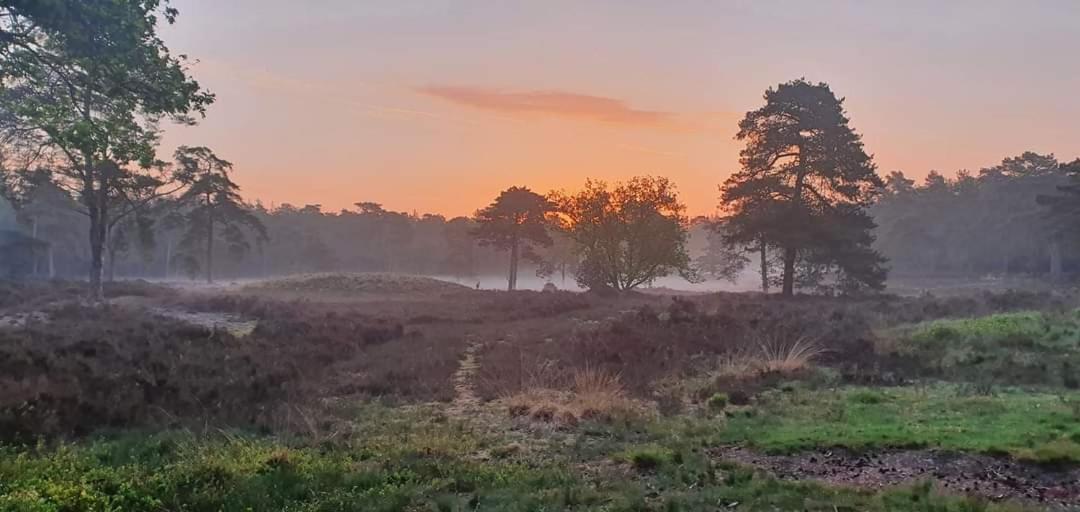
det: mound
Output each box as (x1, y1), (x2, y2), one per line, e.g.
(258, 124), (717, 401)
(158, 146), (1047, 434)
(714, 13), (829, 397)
(246, 272), (471, 295)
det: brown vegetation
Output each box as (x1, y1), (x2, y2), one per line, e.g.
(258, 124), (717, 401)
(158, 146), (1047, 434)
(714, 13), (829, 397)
(503, 367), (647, 426)
(1, 278), (1073, 441)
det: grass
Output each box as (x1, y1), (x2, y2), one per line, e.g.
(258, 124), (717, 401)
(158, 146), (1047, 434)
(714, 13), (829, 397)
(617, 444), (677, 471)
(755, 334), (826, 374)
(715, 385), (1080, 463)
(0, 414), (1034, 512)
(0, 405), (576, 512)
(880, 310), (1080, 388)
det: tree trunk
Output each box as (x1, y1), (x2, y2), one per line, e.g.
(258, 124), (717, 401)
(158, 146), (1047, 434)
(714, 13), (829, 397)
(47, 246), (54, 279)
(782, 175), (806, 297)
(206, 203), (214, 284)
(508, 235), (519, 291)
(88, 206), (106, 300)
(164, 237), (172, 279)
(1050, 238), (1063, 280)
(781, 247), (796, 296)
(205, 228), (213, 283)
(106, 248), (116, 282)
(105, 225), (116, 283)
(759, 240), (769, 293)
(31, 219), (39, 276)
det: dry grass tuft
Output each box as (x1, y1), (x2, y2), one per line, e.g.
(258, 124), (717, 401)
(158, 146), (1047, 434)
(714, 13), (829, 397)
(572, 366), (627, 413)
(707, 334), (825, 385)
(503, 368), (645, 426)
(755, 334), (826, 374)
(711, 354), (758, 381)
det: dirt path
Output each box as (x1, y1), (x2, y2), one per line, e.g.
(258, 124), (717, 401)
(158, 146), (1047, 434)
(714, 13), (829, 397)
(448, 335), (483, 418)
(713, 446), (1080, 508)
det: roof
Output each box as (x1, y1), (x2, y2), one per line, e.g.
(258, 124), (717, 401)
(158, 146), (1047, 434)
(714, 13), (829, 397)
(0, 229), (48, 249)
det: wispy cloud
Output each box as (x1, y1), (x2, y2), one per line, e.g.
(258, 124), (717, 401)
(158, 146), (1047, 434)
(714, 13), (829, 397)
(417, 85), (674, 126)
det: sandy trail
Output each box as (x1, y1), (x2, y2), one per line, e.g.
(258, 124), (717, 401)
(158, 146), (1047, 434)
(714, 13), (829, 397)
(448, 335), (483, 419)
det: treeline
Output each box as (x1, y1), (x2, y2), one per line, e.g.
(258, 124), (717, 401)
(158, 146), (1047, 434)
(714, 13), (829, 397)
(873, 153), (1080, 278)
(201, 203), (512, 279)
(0, 180), (525, 282)
(0, 173), (706, 286)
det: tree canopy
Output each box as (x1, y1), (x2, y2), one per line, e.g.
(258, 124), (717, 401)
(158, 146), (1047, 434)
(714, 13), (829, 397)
(173, 146), (266, 283)
(0, 0), (213, 297)
(721, 79), (886, 295)
(553, 176), (697, 291)
(471, 186), (555, 291)
(875, 152), (1068, 278)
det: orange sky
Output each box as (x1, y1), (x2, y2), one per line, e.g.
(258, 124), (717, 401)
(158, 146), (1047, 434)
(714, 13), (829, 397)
(160, 1), (1080, 217)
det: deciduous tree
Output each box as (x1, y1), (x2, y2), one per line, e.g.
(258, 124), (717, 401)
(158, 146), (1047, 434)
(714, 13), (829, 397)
(554, 176), (697, 291)
(0, 0), (213, 297)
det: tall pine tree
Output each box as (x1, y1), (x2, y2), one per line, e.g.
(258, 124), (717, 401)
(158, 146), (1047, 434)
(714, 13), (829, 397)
(471, 186), (554, 291)
(720, 79), (886, 295)
(174, 146), (266, 283)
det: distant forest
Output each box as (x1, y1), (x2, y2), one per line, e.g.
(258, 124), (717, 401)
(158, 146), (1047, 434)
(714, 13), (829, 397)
(3, 149), (1078, 286)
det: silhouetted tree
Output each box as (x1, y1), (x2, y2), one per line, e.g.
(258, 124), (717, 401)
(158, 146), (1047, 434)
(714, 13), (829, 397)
(721, 79), (886, 295)
(174, 146), (266, 283)
(472, 186), (555, 291)
(553, 176), (697, 291)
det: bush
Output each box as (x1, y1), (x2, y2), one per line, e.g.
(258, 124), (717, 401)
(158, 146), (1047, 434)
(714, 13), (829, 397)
(619, 445), (674, 471)
(707, 393), (729, 412)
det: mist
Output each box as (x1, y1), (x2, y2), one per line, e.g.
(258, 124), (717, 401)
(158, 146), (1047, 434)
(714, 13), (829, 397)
(3, 2), (1080, 510)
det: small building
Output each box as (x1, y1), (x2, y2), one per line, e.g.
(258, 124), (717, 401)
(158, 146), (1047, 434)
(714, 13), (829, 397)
(0, 229), (47, 278)
(0, 196), (48, 279)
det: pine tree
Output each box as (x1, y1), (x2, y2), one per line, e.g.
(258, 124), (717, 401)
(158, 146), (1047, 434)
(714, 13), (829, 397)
(174, 146), (266, 283)
(471, 186), (554, 291)
(721, 79), (886, 295)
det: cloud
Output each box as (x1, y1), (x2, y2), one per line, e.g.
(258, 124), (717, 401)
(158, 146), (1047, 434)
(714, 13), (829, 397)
(417, 85), (674, 126)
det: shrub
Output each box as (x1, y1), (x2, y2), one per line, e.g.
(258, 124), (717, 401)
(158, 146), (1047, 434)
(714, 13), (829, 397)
(848, 390), (886, 404)
(619, 445), (674, 471)
(707, 393), (729, 412)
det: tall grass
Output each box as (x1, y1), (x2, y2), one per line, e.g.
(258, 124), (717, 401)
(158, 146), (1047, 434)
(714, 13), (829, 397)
(504, 367), (642, 425)
(755, 334), (826, 374)
(709, 333), (826, 381)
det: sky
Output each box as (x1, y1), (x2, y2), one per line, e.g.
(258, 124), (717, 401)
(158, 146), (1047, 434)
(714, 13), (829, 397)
(159, 0), (1080, 217)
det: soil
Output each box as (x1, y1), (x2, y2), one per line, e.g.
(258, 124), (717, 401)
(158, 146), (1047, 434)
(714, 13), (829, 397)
(712, 446), (1080, 508)
(448, 335), (483, 418)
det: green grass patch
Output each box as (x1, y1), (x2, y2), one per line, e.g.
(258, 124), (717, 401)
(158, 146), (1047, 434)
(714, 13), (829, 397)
(0, 399), (1040, 512)
(716, 385), (1080, 463)
(0, 405), (578, 512)
(883, 311), (1080, 388)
